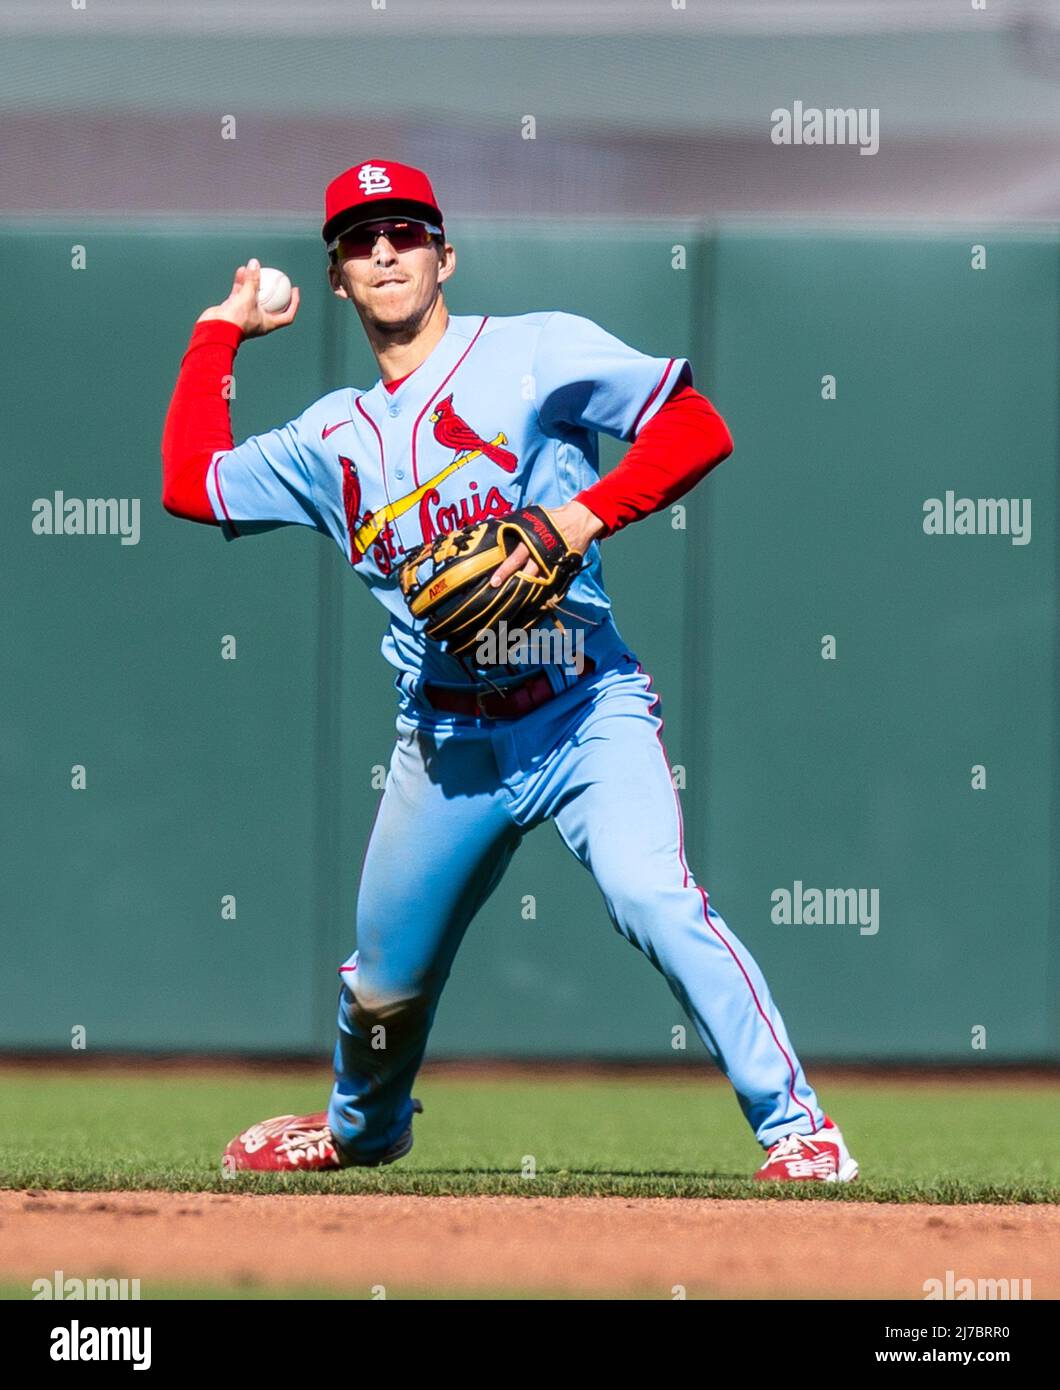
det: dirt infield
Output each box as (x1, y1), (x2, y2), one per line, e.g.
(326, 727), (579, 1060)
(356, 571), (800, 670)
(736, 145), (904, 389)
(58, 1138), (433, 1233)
(5, 1191), (1056, 1299)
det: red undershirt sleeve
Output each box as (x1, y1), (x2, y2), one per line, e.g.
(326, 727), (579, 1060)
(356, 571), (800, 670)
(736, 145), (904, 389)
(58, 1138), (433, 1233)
(161, 319), (245, 524)
(573, 381), (734, 538)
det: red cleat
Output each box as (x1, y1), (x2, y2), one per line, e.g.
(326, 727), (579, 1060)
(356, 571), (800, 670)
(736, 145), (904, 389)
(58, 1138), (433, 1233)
(753, 1115), (859, 1183)
(222, 1113), (342, 1173)
(221, 1102), (423, 1174)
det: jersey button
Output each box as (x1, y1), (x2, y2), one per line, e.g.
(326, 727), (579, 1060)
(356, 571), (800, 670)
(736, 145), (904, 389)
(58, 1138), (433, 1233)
(388, 406), (399, 417)
(395, 468), (405, 479)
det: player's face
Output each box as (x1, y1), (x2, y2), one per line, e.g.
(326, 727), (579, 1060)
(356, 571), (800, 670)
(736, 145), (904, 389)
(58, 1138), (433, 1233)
(328, 222), (455, 334)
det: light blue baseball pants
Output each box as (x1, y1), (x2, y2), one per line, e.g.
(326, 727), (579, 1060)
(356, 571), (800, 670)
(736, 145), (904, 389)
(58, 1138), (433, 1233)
(327, 647), (825, 1160)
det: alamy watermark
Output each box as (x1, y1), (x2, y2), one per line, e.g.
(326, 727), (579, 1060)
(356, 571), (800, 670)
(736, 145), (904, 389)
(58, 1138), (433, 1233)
(923, 1270), (1031, 1301)
(32, 492), (141, 545)
(923, 492), (1031, 546)
(770, 101), (879, 156)
(771, 881), (879, 936)
(475, 620), (585, 675)
(49, 1321), (151, 1370)
(33, 1269), (141, 1300)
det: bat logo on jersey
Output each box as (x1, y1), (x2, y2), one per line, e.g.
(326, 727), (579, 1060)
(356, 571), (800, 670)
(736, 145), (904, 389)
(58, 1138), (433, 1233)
(429, 395), (517, 472)
(339, 394), (519, 563)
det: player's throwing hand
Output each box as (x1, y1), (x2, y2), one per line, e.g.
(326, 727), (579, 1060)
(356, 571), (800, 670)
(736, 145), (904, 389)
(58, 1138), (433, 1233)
(196, 257), (300, 338)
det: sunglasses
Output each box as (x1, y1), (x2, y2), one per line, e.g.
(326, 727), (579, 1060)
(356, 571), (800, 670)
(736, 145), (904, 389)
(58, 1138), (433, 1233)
(328, 218), (443, 259)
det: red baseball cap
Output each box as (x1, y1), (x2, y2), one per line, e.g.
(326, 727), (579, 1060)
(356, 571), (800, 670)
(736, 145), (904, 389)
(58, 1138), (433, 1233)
(322, 159), (444, 248)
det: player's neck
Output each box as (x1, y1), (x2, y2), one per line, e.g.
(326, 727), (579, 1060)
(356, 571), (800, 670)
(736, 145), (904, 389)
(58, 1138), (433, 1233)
(368, 294), (450, 386)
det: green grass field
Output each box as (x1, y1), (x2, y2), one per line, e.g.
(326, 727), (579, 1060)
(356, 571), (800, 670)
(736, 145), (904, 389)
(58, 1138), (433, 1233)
(0, 1069), (1057, 1202)
(0, 1281), (624, 1301)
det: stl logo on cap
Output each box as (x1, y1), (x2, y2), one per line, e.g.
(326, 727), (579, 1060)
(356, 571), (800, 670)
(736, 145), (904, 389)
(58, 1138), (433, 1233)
(322, 159), (443, 246)
(357, 164), (393, 197)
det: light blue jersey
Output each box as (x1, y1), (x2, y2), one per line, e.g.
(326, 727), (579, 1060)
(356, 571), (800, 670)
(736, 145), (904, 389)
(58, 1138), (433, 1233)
(203, 306), (829, 1159)
(204, 311), (688, 704)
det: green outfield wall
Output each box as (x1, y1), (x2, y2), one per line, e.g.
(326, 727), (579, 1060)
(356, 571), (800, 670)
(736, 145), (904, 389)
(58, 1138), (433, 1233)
(2, 221), (1056, 1060)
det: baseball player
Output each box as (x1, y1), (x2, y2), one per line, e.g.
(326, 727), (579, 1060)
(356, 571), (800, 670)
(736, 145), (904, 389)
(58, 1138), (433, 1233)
(162, 159), (858, 1183)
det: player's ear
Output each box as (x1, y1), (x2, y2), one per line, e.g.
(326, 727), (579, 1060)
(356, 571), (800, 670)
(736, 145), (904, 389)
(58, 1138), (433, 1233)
(436, 241), (456, 287)
(327, 259), (350, 300)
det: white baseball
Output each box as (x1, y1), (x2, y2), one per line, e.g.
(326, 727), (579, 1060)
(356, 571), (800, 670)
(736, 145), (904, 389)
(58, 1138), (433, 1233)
(256, 266), (292, 314)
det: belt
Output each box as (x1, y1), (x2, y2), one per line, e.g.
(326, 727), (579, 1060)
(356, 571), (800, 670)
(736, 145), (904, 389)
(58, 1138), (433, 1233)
(423, 657), (596, 721)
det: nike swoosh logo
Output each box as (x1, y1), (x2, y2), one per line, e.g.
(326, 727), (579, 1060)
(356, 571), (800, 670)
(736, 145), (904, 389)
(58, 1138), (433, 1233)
(322, 420), (353, 440)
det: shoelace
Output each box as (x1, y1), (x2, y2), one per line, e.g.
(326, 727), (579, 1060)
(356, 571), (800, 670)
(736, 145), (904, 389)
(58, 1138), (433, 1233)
(275, 1123), (334, 1157)
(246, 1100), (421, 1159)
(768, 1131), (825, 1159)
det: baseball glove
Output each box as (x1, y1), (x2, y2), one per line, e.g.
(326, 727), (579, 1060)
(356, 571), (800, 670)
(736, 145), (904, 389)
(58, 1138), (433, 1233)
(397, 505), (585, 663)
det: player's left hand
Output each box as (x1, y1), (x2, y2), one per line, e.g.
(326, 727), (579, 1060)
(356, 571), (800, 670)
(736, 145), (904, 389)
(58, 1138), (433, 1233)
(489, 500), (604, 588)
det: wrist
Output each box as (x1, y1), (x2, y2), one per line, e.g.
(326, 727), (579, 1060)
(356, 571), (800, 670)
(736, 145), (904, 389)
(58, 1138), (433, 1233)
(570, 493), (611, 543)
(576, 503), (606, 546)
(188, 318), (245, 351)
(551, 499), (605, 552)
(196, 307), (246, 334)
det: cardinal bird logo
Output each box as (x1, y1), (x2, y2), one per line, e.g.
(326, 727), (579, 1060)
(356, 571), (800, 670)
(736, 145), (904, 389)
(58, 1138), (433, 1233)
(339, 455), (366, 564)
(340, 454), (396, 574)
(430, 394), (517, 472)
